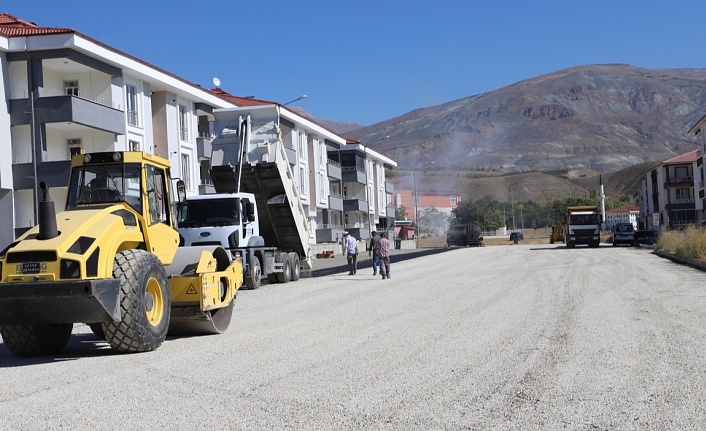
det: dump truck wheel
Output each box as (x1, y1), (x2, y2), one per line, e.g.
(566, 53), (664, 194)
(104, 249), (170, 353)
(245, 256), (262, 290)
(289, 253), (301, 281)
(276, 256), (292, 283)
(88, 323), (105, 340)
(0, 323), (73, 356)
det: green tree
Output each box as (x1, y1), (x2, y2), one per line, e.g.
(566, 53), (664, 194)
(395, 205), (409, 221)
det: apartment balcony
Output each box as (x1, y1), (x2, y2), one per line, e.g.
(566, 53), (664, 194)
(10, 96), (125, 135)
(342, 166), (366, 184)
(665, 177), (694, 188)
(327, 160), (342, 179)
(197, 136), (213, 159)
(328, 194), (344, 212)
(666, 199), (696, 210)
(344, 224), (371, 241)
(315, 224), (345, 243)
(386, 204), (396, 218)
(343, 198), (369, 213)
(12, 160), (72, 190)
(669, 220), (699, 228)
(385, 181), (394, 194)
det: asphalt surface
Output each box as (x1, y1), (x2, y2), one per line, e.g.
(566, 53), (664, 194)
(1, 243), (705, 430)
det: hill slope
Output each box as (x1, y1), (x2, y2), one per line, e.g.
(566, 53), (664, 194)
(348, 64), (706, 172)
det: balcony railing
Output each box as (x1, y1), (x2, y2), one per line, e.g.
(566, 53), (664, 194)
(320, 224), (344, 230)
(10, 89), (120, 110)
(127, 109), (139, 126)
(342, 166), (365, 173)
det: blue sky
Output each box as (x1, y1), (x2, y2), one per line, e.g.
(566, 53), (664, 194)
(7, 1), (706, 126)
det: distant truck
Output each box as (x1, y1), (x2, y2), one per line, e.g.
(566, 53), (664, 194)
(446, 223), (484, 247)
(565, 205), (601, 248)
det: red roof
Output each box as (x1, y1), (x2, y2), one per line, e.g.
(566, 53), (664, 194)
(664, 149), (699, 165)
(0, 13), (75, 37)
(207, 88), (275, 107)
(606, 205), (639, 213)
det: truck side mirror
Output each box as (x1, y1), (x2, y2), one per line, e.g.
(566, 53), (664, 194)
(176, 180), (186, 203)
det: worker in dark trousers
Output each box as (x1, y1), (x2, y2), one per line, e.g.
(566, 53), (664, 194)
(341, 231), (358, 275)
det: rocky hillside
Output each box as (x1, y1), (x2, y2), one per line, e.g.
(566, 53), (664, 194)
(347, 64), (706, 172)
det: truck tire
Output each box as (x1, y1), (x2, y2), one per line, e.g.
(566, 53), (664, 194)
(104, 249), (170, 353)
(289, 253), (301, 281)
(0, 323), (73, 356)
(245, 256), (262, 290)
(88, 323), (105, 340)
(276, 256), (292, 283)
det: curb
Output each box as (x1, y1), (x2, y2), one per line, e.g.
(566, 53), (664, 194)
(653, 249), (706, 272)
(310, 248), (453, 277)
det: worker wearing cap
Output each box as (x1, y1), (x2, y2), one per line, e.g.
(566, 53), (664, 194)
(341, 231), (358, 275)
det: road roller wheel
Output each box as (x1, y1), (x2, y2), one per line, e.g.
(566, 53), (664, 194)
(0, 323), (73, 356)
(104, 249), (170, 353)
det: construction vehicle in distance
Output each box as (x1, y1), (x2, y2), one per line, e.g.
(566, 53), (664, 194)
(564, 205), (601, 248)
(446, 223), (484, 247)
(549, 222), (565, 244)
(0, 151), (243, 357)
(178, 107), (311, 289)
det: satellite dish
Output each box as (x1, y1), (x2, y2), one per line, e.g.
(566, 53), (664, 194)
(212, 77), (221, 88)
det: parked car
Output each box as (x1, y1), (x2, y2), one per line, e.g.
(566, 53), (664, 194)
(634, 229), (660, 246)
(612, 222), (635, 246)
(509, 231), (524, 241)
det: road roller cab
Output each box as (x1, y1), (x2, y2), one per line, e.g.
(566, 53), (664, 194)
(0, 151), (243, 356)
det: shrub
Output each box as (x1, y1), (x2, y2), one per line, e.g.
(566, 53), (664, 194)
(657, 227), (706, 260)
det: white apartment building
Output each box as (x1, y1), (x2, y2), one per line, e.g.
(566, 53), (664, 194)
(0, 13), (239, 248)
(638, 149), (702, 230)
(0, 13), (396, 248)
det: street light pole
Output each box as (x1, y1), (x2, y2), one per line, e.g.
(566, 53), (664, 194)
(413, 161), (434, 248)
(282, 94), (307, 106)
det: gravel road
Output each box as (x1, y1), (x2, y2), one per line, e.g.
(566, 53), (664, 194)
(1, 244), (705, 430)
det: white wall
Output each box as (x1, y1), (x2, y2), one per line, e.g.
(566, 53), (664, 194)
(10, 125), (32, 164)
(0, 54), (13, 188)
(8, 61), (27, 99)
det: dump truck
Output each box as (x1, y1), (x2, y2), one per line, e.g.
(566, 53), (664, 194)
(0, 151), (243, 356)
(565, 205), (601, 248)
(178, 107), (311, 289)
(446, 223), (484, 247)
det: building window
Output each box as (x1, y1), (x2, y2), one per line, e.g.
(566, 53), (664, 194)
(179, 105), (189, 141)
(126, 84), (139, 126)
(67, 138), (82, 158)
(129, 140), (140, 151)
(300, 166), (306, 194)
(181, 153), (191, 190)
(64, 80), (79, 97)
(676, 188), (690, 202)
(450, 195), (458, 205)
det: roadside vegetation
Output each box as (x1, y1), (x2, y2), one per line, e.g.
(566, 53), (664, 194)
(448, 195), (634, 231)
(657, 227), (706, 261)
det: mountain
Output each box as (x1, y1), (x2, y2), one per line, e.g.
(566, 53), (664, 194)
(288, 107), (363, 135)
(347, 64), (706, 172)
